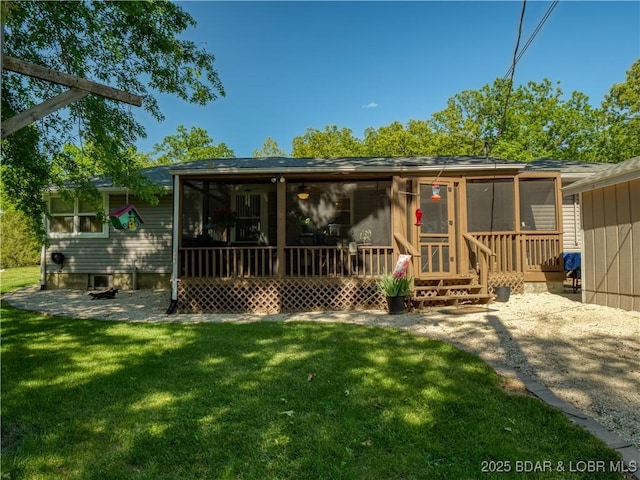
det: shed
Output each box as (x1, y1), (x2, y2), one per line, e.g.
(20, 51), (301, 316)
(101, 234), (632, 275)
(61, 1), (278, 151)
(563, 156), (640, 312)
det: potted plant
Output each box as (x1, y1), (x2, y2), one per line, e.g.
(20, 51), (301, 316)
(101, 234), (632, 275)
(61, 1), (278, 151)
(376, 256), (413, 314)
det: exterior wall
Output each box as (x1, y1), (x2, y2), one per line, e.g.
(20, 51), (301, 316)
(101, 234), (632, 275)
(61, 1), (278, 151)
(581, 178), (640, 312)
(45, 273), (171, 290)
(45, 194), (173, 290)
(562, 192), (581, 252)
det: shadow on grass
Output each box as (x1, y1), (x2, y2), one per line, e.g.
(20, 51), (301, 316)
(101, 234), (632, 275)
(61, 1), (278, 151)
(1, 301), (625, 479)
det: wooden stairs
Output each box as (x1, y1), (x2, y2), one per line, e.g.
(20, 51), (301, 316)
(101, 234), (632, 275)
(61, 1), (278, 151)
(412, 275), (494, 308)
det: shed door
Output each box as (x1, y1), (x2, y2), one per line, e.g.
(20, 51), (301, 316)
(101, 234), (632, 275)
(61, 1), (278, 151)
(418, 181), (456, 275)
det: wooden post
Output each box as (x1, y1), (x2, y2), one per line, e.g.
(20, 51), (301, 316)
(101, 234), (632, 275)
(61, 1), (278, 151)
(276, 179), (286, 278)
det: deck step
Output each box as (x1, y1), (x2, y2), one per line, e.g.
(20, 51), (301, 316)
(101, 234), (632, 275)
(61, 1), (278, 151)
(415, 284), (483, 292)
(411, 293), (494, 307)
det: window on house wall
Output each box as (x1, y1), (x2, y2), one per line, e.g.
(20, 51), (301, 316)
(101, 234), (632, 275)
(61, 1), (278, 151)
(48, 196), (108, 237)
(519, 178), (557, 230)
(233, 193), (265, 243)
(466, 179), (515, 231)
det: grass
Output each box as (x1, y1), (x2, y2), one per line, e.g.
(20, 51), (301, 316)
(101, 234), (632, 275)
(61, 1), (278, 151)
(0, 265), (40, 294)
(0, 267), (626, 479)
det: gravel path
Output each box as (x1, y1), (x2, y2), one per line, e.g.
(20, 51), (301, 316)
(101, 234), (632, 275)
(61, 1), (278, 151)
(4, 286), (639, 449)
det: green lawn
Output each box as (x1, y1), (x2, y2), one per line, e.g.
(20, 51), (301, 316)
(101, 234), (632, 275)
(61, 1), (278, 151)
(0, 265), (40, 294)
(0, 268), (626, 479)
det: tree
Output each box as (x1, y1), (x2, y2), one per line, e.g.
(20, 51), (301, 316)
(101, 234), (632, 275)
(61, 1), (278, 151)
(428, 78), (602, 161)
(0, 187), (40, 268)
(362, 120), (437, 156)
(253, 136), (287, 158)
(149, 125), (234, 164)
(597, 58), (640, 162)
(1, 0), (225, 240)
(291, 126), (363, 158)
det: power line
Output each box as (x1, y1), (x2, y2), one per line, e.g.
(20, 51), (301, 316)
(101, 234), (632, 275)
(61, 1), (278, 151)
(497, 0), (527, 138)
(503, 1), (559, 81)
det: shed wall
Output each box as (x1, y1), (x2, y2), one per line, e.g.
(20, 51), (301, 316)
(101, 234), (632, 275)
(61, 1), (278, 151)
(581, 178), (640, 311)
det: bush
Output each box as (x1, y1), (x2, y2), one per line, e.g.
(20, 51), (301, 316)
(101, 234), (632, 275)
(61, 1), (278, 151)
(0, 210), (41, 268)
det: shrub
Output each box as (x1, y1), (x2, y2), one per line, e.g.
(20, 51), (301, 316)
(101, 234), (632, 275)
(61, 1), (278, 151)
(0, 210), (41, 268)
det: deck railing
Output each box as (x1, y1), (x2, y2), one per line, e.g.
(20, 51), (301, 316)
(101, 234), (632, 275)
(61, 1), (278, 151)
(468, 232), (562, 273)
(179, 245), (395, 279)
(462, 233), (494, 294)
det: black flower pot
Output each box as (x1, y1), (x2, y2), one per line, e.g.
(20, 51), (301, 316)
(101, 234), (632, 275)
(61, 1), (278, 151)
(386, 296), (406, 315)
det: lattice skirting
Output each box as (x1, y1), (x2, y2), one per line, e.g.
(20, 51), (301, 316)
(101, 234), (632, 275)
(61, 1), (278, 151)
(488, 272), (524, 294)
(177, 277), (386, 314)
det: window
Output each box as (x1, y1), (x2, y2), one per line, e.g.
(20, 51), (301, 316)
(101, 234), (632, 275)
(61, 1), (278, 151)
(232, 193), (267, 243)
(48, 196), (108, 237)
(519, 179), (557, 230)
(467, 179), (515, 232)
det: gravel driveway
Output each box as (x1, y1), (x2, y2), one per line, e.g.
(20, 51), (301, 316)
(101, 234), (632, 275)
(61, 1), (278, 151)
(4, 287), (639, 450)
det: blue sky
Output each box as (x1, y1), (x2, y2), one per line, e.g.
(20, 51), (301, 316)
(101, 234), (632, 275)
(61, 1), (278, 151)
(135, 1), (640, 158)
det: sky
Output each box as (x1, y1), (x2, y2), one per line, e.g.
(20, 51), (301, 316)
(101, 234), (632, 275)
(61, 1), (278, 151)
(134, 1), (640, 158)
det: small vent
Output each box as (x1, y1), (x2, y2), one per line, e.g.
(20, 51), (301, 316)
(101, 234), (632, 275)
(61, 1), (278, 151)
(90, 274), (112, 290)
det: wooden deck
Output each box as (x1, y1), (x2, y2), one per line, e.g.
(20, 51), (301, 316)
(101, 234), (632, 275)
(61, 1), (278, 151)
(176, 231), (563, 313)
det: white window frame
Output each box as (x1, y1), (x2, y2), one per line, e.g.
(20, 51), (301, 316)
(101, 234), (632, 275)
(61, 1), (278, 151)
(47, 194), (109, 238)
(230, 190), (269, 244)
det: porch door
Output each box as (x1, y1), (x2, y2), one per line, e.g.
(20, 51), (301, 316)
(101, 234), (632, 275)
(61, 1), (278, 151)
(418, 181), (456, 275)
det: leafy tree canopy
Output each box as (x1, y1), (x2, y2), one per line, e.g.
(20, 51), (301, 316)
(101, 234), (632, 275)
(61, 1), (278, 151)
(290, 65), (639, 163)
(253, 136), (287, 158)
(149, 125), (234, 165)
(291, 126), (364, 158)
(1, 0), (225, 240)
(597, 58), (640, 162)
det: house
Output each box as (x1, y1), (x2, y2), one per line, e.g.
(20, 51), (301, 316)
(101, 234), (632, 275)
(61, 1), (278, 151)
(563, 156), (640, 312)
(41, 156), (602, 313)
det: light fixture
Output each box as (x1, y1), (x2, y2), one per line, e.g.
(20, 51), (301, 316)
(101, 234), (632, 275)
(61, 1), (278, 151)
(297, 184), (311, 200)
(271, 175), (285, 183)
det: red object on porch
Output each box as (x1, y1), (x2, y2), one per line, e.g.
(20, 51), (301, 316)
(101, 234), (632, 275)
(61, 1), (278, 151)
(415, 208), (423, 226)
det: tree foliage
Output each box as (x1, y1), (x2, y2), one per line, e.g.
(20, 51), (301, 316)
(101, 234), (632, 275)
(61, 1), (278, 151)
(253, 137), (287, 158)
(149, 125), (234, 164)
(1, 0), (225, 240)
(362, 120), (437, 157)
(289, 70), (640, 163)
(597, 58), (640, 162)
(291, 126), (364, 158)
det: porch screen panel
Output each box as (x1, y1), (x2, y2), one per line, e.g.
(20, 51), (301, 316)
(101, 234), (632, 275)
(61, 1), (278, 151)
(467, 180), (515, 231)
(182, 181), (205, 243)
(519, 179), (557, 230)
(420, 185), (448, 234)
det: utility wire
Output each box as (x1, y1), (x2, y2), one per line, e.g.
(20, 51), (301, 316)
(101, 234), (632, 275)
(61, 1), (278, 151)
(503, 0), (559, 81)
(497, 0), (527, 139)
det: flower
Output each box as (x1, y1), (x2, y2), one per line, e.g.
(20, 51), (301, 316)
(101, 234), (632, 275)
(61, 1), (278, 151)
(377, 254), (412, 297)
(211, 207), (237, 228)
(376, 271), (413, 297)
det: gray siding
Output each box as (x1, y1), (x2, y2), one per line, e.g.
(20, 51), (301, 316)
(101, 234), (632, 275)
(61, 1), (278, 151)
(45, 194), (173, 275)
(562, 191), (581, 252)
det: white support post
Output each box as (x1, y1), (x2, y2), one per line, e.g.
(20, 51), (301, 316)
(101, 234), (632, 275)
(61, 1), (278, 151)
(171, 174), (180, 302)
